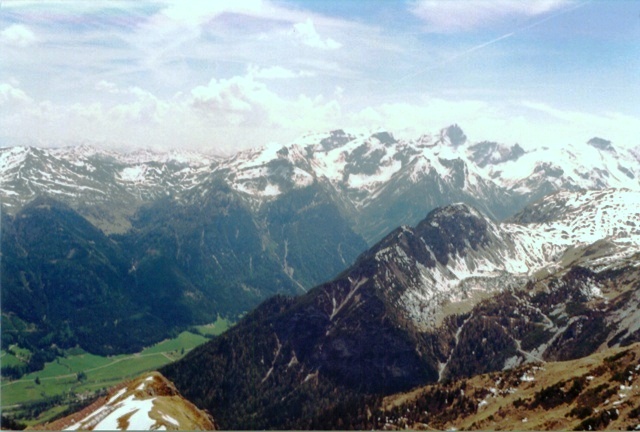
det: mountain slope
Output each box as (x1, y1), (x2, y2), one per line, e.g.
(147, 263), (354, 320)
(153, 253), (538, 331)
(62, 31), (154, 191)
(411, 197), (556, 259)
(1, 197), (151, 357)
(1, 184), (366, 366)
(121, 179), (367, 317)
(161, 190), (640, 429)
(376, 343), (640, 431)
(34, 372), (215, 431)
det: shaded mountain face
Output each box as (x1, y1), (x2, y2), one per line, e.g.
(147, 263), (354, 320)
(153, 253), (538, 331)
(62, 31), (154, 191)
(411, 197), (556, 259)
(161, 189), (640, 430)
(1, 184), (366, 360)
(1, 197), (150, 356)
(121, 180), (367, 318)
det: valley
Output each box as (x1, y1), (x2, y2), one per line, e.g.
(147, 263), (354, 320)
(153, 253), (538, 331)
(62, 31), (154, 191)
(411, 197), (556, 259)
(159, 189), (640, 429)
(0, 319), (229, 427)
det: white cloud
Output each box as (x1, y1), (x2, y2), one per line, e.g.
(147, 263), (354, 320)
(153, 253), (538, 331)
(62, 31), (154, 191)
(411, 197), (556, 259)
(3, 76), (638, 155)
(189, 74), (339, 132)
(519, 100), (640, 149)
(1, 24), (37, 47)
(0, 82), (32, 106)
(291, 18), (342, 50)
(0, 77), (340, 152)
(410, 0), (573, 32)
(191, 76), (269, 124)
(95, 80), (119, 94)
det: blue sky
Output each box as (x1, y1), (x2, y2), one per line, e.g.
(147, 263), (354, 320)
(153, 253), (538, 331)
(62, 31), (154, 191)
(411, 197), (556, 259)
(1, 0), (639, 154)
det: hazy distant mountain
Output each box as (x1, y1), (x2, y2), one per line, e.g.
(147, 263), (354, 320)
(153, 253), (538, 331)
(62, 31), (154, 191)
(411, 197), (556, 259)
(2, 125), (638, 244)
(0, 145), (215, 233)
(160, 189), (640, 429)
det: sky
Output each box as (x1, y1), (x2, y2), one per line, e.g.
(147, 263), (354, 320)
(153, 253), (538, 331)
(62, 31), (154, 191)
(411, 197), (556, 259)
(1, 0), (639, 155)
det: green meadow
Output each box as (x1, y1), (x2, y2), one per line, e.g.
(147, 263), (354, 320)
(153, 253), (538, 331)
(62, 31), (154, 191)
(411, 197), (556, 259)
(1, 317), (231, 425)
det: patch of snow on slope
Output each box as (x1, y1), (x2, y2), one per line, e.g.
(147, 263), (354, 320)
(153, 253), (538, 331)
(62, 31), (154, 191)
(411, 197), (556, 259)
(0, 146), (29, 176)
(118, 165), (147, 182)
(234, 181), (281, 197)
(92, 395), (156, 430)
(392, 190), (640, 329)
(480, 145), (640, 191)
(347, 158), (402, 190)
(292, 167), (314, 187)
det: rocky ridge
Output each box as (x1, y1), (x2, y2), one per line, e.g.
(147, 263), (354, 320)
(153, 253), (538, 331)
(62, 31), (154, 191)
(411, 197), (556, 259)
(161, 189), (640, 429)
(32, 371), (215, 431)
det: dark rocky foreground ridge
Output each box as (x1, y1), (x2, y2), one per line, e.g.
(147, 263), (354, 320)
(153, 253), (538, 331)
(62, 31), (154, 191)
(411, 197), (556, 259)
(161, 196), (640, 429)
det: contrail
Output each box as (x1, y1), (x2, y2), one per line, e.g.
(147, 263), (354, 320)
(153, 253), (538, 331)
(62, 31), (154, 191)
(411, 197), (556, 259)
(397, 31), (516, 82)
(395, 0), (592, 83)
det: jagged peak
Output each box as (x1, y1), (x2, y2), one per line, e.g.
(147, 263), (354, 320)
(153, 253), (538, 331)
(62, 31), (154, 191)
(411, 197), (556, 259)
(423, 202), (485, 222)
(588, 137), (615, 152)
(369, 131), (396, 145)
(466, 140), (526, 168)
(439, 124), (467, 147)
(319, 129), (354, 151)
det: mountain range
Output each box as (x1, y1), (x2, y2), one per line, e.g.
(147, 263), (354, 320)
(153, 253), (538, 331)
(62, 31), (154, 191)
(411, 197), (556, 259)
(2, 125), (638, 242)
(160, 189), (640, 429)
(2, 125), (640, 430)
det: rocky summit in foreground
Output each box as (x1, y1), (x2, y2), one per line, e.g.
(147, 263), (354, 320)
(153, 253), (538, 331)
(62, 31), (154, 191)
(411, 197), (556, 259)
(32, 372), (215, 431)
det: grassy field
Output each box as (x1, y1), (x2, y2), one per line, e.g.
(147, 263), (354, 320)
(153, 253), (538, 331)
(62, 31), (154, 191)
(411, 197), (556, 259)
(1, 317), (232, 425)
(1, 351), (25, 367)
(141, 331), (208, 355)
(193, 316), (232, 336)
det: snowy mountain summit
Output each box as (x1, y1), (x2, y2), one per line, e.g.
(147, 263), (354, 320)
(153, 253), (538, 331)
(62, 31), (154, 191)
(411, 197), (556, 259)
(1, 124), (638, 242)
(361, 188), (640, 329)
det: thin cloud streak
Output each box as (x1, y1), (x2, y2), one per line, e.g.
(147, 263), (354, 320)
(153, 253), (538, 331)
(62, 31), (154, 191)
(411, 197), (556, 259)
(395, 0), (591, 84)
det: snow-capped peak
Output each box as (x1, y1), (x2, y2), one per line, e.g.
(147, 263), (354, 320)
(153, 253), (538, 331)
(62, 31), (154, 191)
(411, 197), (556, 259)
(373, 189), (640, 330)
